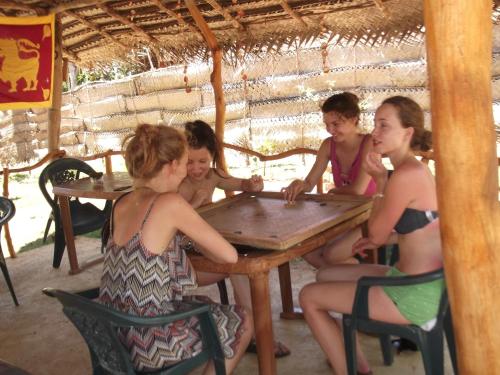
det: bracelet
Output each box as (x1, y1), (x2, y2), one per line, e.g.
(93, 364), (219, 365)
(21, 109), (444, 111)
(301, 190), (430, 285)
(373, 193), (384, 199)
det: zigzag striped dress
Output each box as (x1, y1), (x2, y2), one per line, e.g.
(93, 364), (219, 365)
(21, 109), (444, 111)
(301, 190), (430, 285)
(99, 194), (245, 372)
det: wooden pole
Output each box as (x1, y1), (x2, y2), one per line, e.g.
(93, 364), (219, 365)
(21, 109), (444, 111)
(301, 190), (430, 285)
(185, 0), (228, 173)
(423, 1), (500, 373)
(47, 15), (63, 156)
(211, 48), (228, 172)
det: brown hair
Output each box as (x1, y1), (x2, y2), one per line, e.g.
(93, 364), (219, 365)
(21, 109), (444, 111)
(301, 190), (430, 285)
(381, 96), (432, 152)
(123, 124), (186, 179)
(184, 120), (227, 179)
(321, 92), (360, 119)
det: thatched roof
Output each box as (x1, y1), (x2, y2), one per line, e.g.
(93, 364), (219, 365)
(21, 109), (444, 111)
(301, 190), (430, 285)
(5, 0), (499, 67)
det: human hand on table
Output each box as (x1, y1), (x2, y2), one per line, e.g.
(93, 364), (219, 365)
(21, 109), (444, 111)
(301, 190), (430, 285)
(243, 175), (264, 192)
(281, 179), (304, 203)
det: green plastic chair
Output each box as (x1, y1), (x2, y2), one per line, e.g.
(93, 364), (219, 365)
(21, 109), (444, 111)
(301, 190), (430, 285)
(38, 158), (111, 268)
(43, 287), (226, 375)
(342, 268), (458, 375)
(0, 197), (19, 306)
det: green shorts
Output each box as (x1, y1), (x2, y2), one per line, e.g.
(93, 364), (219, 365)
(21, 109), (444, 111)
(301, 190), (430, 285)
(383, 267), (444, 327)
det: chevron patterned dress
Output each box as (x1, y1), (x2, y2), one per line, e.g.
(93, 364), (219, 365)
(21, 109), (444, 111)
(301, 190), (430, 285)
(99, 197), (245, 372)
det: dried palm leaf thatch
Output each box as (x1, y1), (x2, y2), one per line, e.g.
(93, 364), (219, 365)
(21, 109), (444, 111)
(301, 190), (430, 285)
(6, 0), (500, 67)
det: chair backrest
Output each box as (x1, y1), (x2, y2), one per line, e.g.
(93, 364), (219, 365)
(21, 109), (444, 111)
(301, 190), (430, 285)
(38, 158), (98, 213)
(0, 197), (16, 237)
(44, 288), (141, 375)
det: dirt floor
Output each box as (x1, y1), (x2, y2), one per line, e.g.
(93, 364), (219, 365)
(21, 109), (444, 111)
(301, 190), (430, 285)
(0, 235), (454, 375)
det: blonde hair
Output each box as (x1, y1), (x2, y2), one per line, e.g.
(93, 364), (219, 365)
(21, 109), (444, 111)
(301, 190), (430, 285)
(123, 124), (186, 179)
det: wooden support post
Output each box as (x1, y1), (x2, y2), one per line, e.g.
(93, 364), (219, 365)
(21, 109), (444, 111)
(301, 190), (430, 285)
(185, 0), (228, 173)
(104, 153), (113, 175)
(1, 168), (15, 258)
(423, 1), (500, 373)
(211, 48), (228, 173)
(48, 15), (63, 155)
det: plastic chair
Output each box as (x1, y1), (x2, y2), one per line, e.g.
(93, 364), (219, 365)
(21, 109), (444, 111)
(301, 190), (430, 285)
(38, 158), (111, 268)
(342, 268), (458, 375)
(43, 287), (226, 375)
(0, 197), (19, 306)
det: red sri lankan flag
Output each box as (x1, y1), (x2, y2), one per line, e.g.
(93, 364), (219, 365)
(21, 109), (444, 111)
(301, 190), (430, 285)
(0, 14), (55, 110)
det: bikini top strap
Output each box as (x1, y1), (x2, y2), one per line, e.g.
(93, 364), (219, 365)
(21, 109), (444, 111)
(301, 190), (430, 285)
(140, 194), (162, 230)
(109, 192), (131, 236)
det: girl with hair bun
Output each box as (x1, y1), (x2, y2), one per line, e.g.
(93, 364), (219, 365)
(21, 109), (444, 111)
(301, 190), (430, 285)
(178, 120), (291, 358)
(299, 97), (442, 375)
(99, 124), (253, 374)
(282, 92), (376, 268)
(179, 120), (263, 209)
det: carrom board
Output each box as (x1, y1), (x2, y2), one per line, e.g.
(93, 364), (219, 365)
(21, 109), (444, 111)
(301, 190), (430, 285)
(197, 191), (372, 250)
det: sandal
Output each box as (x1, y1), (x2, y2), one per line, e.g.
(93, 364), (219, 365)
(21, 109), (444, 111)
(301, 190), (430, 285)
(246, 339), (291, 358)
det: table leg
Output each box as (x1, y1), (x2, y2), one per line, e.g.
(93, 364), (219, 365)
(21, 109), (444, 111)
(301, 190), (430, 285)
(278, 262), (303, 319)
(58, 196), (81, 274)
(249, 271), (276, 375)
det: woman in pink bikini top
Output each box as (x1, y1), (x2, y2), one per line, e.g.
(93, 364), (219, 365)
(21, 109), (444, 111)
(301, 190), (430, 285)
(330, 134), (377, 196)
(282, 91), (376, 202)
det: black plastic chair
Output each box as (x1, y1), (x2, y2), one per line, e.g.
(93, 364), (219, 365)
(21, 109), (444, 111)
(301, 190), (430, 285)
(342, 268), (458, 375)
(38, 158), (111, 268)
(43, 287), (226, 375)
(0, 197), (19, 306)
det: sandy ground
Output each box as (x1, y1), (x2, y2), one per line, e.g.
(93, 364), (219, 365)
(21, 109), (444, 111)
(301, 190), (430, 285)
(0, 236), (453, 375)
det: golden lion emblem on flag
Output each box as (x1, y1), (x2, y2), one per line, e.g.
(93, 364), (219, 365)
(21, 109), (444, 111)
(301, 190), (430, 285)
(0, 38), (41, 93)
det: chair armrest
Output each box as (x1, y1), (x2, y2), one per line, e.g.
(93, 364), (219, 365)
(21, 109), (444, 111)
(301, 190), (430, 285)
(43, 287), (100, 299)
(75, 287), (100, 299)
(353, 268), (444, 320)
(48, 288), (213, 329)
(129, 302), (211, 327)
(42, 287), (56, 297)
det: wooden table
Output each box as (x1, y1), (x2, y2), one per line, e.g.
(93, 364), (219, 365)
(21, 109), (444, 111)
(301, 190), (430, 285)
(190, 191), (372, 375)
(52, 172), (132, 274)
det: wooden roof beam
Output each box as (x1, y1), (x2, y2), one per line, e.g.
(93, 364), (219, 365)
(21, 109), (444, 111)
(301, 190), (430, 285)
(50, 0), (101, 14)
(64, 9), (129, 51)
(150, 0), (203, 37)
(62, 47), (80, 62)
(204, 0), (245, 31)
(97, 2), (159, 45)
(185, 0), (228, 174)
(185, 0), (219, 51)
(279, 0), (307, 28)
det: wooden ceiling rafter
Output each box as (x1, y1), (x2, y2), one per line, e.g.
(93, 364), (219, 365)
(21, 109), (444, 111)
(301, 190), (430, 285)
(64, 9), (129, 51)
(204, 0), (245, 31)
(149, 0), (203, 38)
(279, 0), (308, 28)
(49, 0), (103, 14)
(186, 0), (220, 51)
(96, 1), (159, 46)
(62, 47), (80, 62)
